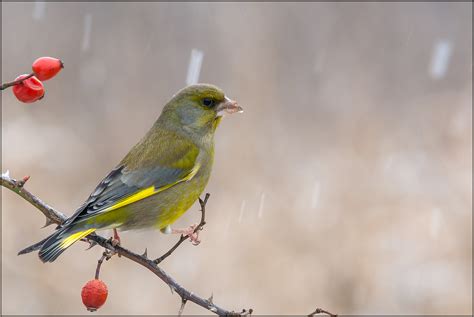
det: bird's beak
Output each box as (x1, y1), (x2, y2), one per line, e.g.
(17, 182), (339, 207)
(216, 96), (243, 117)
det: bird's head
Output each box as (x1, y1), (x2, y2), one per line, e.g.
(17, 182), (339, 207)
(159, 84), (243, 135)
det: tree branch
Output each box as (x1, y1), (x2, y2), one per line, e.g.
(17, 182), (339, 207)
(1, 73), (35, 90)
(2, 172), (335, 316)
(1, 172), (249, 316)
(1, 172), (67, 225)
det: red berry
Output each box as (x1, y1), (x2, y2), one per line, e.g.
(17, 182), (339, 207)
(12, 74), (45, 103)
(32, 57), (63, 81)
(81, 279), (108, 312)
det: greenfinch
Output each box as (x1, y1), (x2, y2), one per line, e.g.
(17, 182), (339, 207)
(19, 84), (242, 262)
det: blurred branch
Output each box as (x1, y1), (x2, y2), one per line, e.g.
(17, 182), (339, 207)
(1, 73), (34, 90)
(308, 307), (337, 317)
(1, 173), (251, 316)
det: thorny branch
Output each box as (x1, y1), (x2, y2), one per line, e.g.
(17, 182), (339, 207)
(1, 173), (249, 316)
(1, 172), (67, 224)
(1, 73), (34, 90)
(1, 172), (336, 316)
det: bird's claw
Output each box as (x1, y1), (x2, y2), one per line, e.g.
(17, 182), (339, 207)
(187, 224), (201, 245)
(111, 238), (120, 247)
(111, 228), (121, 246)
(172, 223), (201, 246)
(106, 236), (120, 247)
(190, 233), (200, 246)
(106, 228), (122, 257)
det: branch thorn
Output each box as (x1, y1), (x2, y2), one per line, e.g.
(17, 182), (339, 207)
(178, 298), (187, 316)
(42, 217), (55, 228)
(207, 293), (214, 305)
(17, 175), (30, 188)
(85, 240), (98, 250)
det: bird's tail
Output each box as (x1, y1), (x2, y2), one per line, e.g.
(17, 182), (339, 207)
(18, 236), (50, 255)
(18, 226), (96, 263)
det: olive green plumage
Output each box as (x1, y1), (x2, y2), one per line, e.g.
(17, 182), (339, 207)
(19, 84), (241, 262)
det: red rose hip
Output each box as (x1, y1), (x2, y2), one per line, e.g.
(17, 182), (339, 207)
(81, 279), (108, 312)
(12, 74), (45, 103)
(32, 57), (64, 81)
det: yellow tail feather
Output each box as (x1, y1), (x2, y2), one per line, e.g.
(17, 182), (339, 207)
(60, 229), (96, 249)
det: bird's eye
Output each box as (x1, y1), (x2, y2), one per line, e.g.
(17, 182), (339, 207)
(202, 98), (214, 107)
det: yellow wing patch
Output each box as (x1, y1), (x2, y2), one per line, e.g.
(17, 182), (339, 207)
(60, 229), (96, 249)
(103, 163), (201, 213)
(105, 185), (156, 212)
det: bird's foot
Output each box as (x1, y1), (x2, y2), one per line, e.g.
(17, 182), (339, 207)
(111, 228), (121, 246)
(107, 228), (122, 257)
(172, 224), (201, 245)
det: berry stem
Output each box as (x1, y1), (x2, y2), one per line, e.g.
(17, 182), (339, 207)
(95, 250), (115, 279)
(1, 73), (34, 91)
(95, 252), (107, 279)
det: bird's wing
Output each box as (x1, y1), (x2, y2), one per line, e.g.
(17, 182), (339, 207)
(64, 137), (200, 225)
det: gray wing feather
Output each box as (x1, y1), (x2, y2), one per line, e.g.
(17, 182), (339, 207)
(65, 164), (190, 225)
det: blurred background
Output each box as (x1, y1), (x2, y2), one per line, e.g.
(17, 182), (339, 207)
(1, 2), (472, 315)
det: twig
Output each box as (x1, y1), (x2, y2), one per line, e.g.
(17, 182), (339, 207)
(95, 250), (115, 280)
(87, 234), (236, 315)
(235, 308), (253, 316)
(178, 298), (187, 316)
(1, 173), (67, 224)
(1, 73), (34, 90)
(17, 175), (31, 187)
(2, 173), (249, 315)
(308, 307), (338, 317)
(154, 193), (209, 264)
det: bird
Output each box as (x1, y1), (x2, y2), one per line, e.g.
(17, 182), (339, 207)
(18, 83), (243, 262)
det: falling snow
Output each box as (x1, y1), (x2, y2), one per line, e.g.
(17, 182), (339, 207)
(430, 208), (442, 239)
(32, 1), (46, 21)
(238, 200), (246, 223)
(81, 14), (93, 52)
(257, 193), (265, 219)
(311, 181), (320, 209)
(186, 49), (204, 85)
(429, 40), (453, 79)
